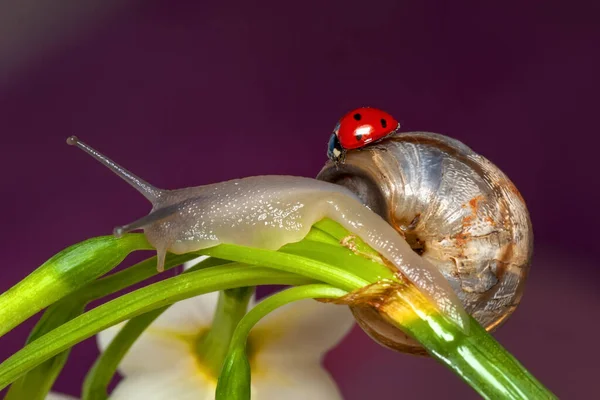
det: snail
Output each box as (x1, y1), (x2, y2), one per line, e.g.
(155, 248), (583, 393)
(66, 136), (469, 330)
(317, 128), (533, 354)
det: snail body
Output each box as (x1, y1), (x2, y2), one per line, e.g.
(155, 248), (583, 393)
(318, 131), (532, 353)
(66, 136), (468, 330)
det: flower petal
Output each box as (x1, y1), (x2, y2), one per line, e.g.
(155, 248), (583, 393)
(98, 290), (218, 352)
(99, 322), (196, 376)
(252, 361), (343, 400)
(97, 293), (220, 376)
(148, 291), (219, 333)
(45, 393), (78, 400)
(108, 363), (216, 400)
(182, 256), (209, 271)
(251, 298), (354, 362)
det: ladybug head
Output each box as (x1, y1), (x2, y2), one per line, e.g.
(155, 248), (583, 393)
(327, 129), (345, 163)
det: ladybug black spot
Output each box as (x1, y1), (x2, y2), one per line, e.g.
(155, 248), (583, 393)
(353, 113), (362, 121)
(355, 133), (363, 141)
(381, 119), (387, 128)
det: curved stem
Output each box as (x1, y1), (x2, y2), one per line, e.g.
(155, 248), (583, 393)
(0, 265), (312, 390)
(3, 226), (369, 399)
(233, 284), (347, 352)
(216, 284), (348, 400)
(3, 303), (85, 400)
(197, 288), (254, 377)
(82, 309), (160, 400)
(381, 283), (556, 400)
(202, 244), (369, 291)
(0, 220), (556, 399)
(80, 257), (234, 400)
(4, 252), (198, 400)
(280, 240), (394, 284)
(0, 234), (152, 338)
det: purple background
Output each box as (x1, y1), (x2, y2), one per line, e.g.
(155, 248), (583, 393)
(1, 1), (599, 398)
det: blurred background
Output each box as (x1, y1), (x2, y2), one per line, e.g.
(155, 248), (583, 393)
(1, 1), (599, 398)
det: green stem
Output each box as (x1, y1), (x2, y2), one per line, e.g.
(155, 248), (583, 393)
(4, 252), (199, 400)
(216, 284), (348, 400)
(0, 234), (152, 338)
(202, 244), (369, 291)
(312, 220), (556, 399)
(231, 284), (347, 353)
(0, 265), (312, 390)
(382, 283), (556, 400)
(0, 219), (555, 399)
(82, 310), (160, 400)
(5, 226), (363, 399)
(302, 227), (340, 245)
(80, 257), (233, 400)
(3, 302), (85, 400)
(280, 240), (394, 283)
(76, 253), (197, 302)
(197, 288), (254, 377)
(313, 219), (383, 261)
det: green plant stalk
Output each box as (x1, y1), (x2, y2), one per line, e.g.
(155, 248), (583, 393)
(380, 283), (556, 399)
(303, 220), (557, 399)
(81, 309), (160, 400)
(0, 265), (315, 390)
(0, 234), (153, 338)
(0, 220), (555, 399)
(2, 230), (369, 392)
(6, 227), (358, 400)
(4, 252), (200, 400)
(81, 256), (234, 400)
(81, 289), (257, 400)
(201, 244), (369, 291)
(302, 227), (340, 245)
(216, 284), (348, 400)
(3, 228), (365, 391)
(197, 287), (254, 377)
(80, 229), (372, 400)
(228, 284), (348, 354)
(280, 240), (394, 283)
(3, 302), (85, 400)
(313, 219), (383, 261)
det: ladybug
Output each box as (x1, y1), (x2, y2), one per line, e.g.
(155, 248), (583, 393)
(327, 107), (400, 163)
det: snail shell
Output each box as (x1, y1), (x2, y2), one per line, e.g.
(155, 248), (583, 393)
(317, 131), (533, 354)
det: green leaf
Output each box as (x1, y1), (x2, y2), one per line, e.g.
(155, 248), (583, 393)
(0, 219), (557, 399)
(82, 310), (160, 400)
(81, 257), (235, 400)
(216, 284), (348, 400)
(2, 224), (367, 399)
(4, 302), (85, 400)
(196, 287), (254, 377)
(313, 219), (383, 261)
(0, 234), (152, 338)
(280, 240), (395, 283)
(0, 265), (312, 390)
(4, 252), (198, 400)
(215, 347), (251, 400)
(379, 282), (557, 399)
(202, 244), (369, 291)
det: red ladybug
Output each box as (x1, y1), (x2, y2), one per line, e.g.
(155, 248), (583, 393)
(327, 107), (400, 163)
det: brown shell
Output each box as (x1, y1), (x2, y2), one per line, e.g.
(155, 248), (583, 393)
(317, 131), (533, 354)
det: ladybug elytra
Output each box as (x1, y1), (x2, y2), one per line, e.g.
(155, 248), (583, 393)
(327, 107), (400, 163)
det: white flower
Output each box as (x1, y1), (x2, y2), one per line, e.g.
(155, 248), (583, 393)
(89, 257), (355, 399)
